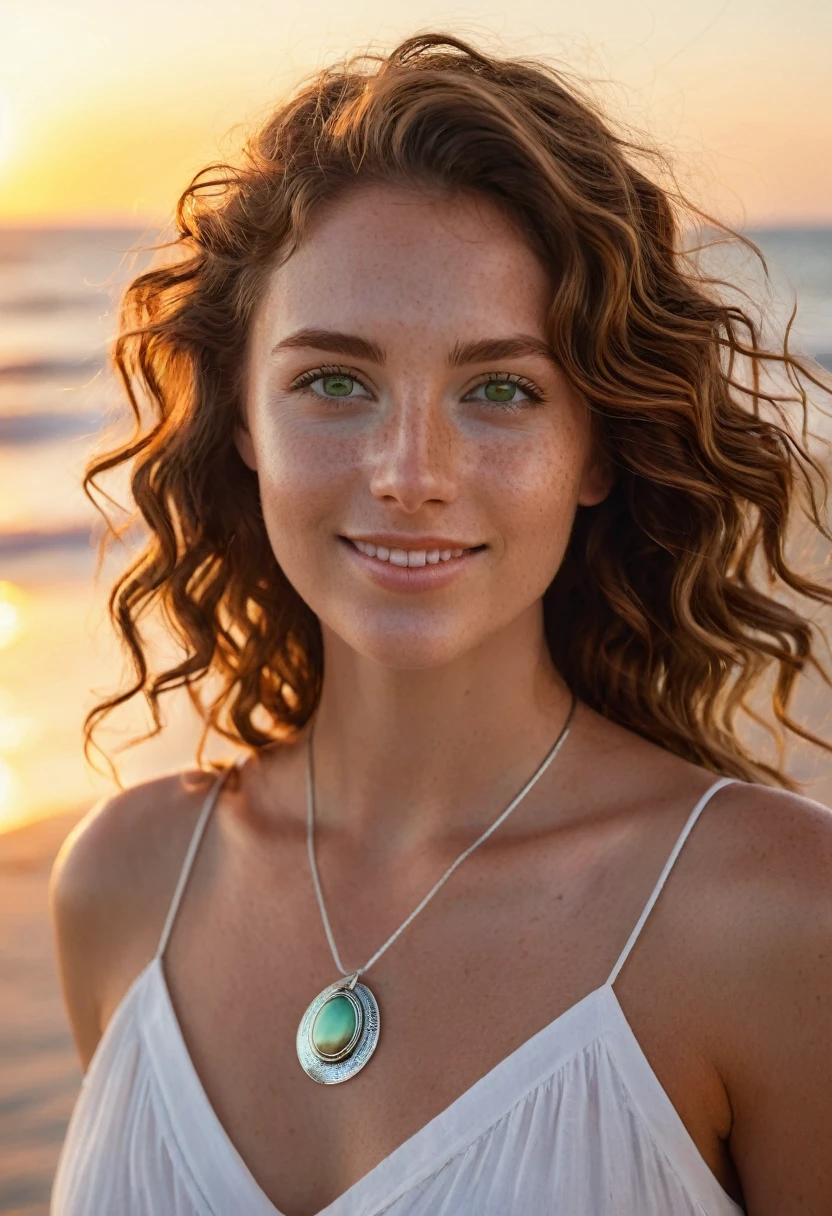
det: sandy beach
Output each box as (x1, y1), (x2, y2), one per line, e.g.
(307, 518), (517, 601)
(0, 810), (84, 1216)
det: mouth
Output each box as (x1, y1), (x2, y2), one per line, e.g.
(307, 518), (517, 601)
(338, 535), (488, 590)
(342, 538), (488, 568)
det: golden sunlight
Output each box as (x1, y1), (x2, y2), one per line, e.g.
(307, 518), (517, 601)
(0, 685), (35, 831)
(0, 685), (33, 753)
(0, 91), (11, 171)
(0, 756), (24, 829)
(0, 582), (27, 650)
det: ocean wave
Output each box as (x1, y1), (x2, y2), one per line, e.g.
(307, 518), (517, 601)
(0, 295), (108, 316)
(0, 357), (102, 381)
(0, 525), (93, 556)
(0, 411), (103, 445)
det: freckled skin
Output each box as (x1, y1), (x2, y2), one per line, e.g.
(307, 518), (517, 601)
(52, 176), (831, 1216)
(60, 183), (827, 1216)
(237, 185), (612, 669)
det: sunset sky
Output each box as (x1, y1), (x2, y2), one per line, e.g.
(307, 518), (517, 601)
(2, 0), (831, 228)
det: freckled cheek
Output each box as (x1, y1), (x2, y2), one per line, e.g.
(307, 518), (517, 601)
(252, 427), (361, 543)
(476, 438), (582, 552)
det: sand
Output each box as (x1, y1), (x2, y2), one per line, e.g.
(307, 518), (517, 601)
(0, 810), (84, 1216)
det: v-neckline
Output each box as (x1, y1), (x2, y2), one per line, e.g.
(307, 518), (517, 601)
(66, 775), (747, 1216)
(140, 954), (616, 1216)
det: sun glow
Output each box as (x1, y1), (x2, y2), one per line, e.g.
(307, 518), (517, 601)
(0, 584), (36, 831)
(0, 685), (37, 832)
(0, 92), (12, 171)
(0, 582), (27, 650)
(0, 757), (24, 830)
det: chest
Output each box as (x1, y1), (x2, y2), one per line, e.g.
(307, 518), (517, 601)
(58, 970), (745, 1216)
(157, 836), (738, 1216)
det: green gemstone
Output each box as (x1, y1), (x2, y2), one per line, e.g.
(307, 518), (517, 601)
(312, 994), (358, 1058)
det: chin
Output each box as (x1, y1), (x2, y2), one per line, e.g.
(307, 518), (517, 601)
(324, 617), (484, 670)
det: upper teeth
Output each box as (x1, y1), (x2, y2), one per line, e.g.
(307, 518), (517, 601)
(352, 540), (468, 566)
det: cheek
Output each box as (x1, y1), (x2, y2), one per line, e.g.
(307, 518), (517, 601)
(476, 425), (585, 551)
(246, 421), (326, 551)
(252, 402), (355, 501)
(250, 394), (587, 581)
(478, 426), (587, 610)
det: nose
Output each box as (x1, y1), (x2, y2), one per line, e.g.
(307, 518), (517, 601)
(367, 391), (460, 513)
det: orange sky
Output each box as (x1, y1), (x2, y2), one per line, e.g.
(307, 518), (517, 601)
(1, 0), (831, 228)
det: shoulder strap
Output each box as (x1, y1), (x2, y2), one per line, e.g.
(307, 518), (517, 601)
(155, 757), (245, 961)
(605, 775), (739, 988)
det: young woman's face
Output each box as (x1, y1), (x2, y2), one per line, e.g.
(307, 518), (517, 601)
(238, 184), (612, 668)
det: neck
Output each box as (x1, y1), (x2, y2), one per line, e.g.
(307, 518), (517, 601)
(309, 605), (575, 848)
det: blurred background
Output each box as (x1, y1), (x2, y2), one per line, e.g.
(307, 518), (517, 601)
(1, 1), (831, 1211)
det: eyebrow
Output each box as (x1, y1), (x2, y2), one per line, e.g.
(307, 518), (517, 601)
(270, 328), (558, 368)
(271, 329), (385, 363)
(448, 336), (557, 367)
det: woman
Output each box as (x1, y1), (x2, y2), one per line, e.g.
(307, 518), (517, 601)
(50, 32), (832, 1216)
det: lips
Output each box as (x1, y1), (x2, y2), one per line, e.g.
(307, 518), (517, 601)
(340, 535), (486, 590)
(349, 539), (475, 567)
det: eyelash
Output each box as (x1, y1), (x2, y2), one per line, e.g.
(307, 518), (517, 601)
(290, 365), (364, 393)
(288, 365), (545, 409)
(476, 371), (544, 407)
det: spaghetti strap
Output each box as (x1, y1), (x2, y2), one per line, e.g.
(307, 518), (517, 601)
(605, 775), (739, 988)
(155, 756), (245, 962)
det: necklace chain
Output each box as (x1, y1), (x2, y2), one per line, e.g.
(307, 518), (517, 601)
(305, 692), (577, 980)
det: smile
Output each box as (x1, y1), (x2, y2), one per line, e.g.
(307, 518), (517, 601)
(340, 536), (487, 591)
(349, 540), (477, 567)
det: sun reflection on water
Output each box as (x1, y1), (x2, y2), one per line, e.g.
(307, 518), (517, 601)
(0, 582), (34, 829)
(0, 756), (24, 828)
(0, 581), (27, 650)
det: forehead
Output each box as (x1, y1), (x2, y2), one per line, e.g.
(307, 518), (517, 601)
(252, 184), (552, 346)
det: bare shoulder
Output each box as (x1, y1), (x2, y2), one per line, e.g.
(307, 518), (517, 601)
(692, 776), (832, 904)
(691, 779), (832, 1214)
(693, 778), (832, 951)
(677, 777), (832, 1005)
(49, 765), (223, 1070)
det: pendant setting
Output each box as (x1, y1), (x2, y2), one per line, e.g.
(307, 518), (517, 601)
(296, 973), (380, 1084)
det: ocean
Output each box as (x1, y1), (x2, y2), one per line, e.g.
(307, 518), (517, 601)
(0, 225), (830, 830)
(0, 227), (211, 830)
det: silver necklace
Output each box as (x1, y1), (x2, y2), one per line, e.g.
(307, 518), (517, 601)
(296, 692), (577, 1084)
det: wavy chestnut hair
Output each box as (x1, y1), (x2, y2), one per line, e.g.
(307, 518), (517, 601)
(84, 32), (832, 787)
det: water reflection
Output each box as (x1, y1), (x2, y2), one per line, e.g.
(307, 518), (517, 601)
(0, 580), (26, 649)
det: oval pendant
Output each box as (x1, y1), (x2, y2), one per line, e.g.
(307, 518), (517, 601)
(296, 975), (380, 1084)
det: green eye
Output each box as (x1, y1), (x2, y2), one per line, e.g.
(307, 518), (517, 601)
(322, 374), (354, 397)
(484, 381), (517, 403)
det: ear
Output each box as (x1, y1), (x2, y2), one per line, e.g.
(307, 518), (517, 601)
(234, 420), (258, 472)
(568, 388), (615, 508)
(577, 449), (615, 507)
